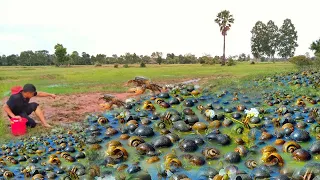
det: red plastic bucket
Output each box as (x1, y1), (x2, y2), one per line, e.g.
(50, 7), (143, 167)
(10, 117), (28, 136)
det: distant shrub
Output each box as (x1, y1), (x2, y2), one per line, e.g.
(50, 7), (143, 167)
(94, 62), (102, 67)
(226, 58), (236, 66)
(140, 62), (146, 68)
(123, 64), (129, 68)
(114, 64), (118, 68)
(250, 61), (255, 65)
(289, 55), (312, 66)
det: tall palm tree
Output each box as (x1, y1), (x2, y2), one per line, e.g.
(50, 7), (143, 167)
(215, 10), (234, 65)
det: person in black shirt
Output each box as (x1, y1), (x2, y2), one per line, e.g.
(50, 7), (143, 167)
(3, 84), (56, 128)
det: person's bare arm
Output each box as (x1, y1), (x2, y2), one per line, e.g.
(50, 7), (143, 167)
(3, 103), (21, 119)
(37, 91), (56, 99)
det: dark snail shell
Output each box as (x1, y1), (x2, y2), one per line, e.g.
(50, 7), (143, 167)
(165, 133), (180, 143)
(127, 165), (141, 174)
(309, 141), (320, 154)
(184, 115), (199, 125)
(290, 129), (310, 142)
(173, 121), (191, 132)
(75, 152), (86, 159)
(189, 155), (206, 166)
(134, 126), (154, 137)
(183, 108), (195, 115)
(153, 136), (173, 148)
(224, 152), (241, 163)
(292, 149), (311, 161)
(136, 143), (155, 155)
(179, 139), (198, 152)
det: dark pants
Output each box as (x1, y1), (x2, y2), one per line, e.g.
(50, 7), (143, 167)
(10, 103), (39, 128)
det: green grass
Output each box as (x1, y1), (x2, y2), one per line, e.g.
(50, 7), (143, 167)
(0, 62), (296, 140)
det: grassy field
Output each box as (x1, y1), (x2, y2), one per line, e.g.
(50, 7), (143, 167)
(0, 62), (296, 139)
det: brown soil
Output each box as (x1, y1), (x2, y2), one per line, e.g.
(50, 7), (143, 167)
(1, 75), (230, 125)
(1, 92), (132, 125)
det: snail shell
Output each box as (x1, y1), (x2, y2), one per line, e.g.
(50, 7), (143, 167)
(106, 127), (118, 136)
(32, 174), (44, 180)
(245, 160), (257, 169)
(106, 146), (128, 160)
(234, 145), (248, 157)
(3, 171), (14, 179)
(128, 136), (145, 147)
(146, 156), (160, 164)
(292, 149), (311, 161)
(106, 140), (122, 148)
(275, 139), (285, 145)
(192, 122), (208, 131)
(260, 131), (273, 140)
(202, 147), (220, 159)
(261, 152), (284, 166)
(282, 141), (301, 153)
(261, 146), (277, 154)
(189, 155), (205, 166)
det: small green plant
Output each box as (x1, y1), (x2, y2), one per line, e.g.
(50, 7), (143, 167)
(140, 62), (146, 68)
(123, 64), (129, 68)
(114, 64), (119, 68)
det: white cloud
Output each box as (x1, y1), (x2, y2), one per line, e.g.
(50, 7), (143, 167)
(0, 0), (320, 56)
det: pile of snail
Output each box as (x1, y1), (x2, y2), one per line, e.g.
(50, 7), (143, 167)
(0, 71), (319, 180)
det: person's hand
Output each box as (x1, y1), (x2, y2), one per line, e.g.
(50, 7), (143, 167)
(12, 116), (22, 120)
(43, 123), (52, 128)
(50, 94), (56, 99)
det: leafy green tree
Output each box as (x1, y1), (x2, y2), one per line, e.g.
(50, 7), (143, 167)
(0, 55), (6, 66)
(20, 51), (35, 66)
(278, 19), (298, 59)
(141, 55), (151, 64)
(95, 54), (106, 64)
(238, 53), (247, 61)
(215, 10), (235, 65)
(251, 21), (268, 59)
(34, 50), (51, 66)
(151, 52), (163, 65)
(70, 51), (81, 65)
(81, 52), (91, 65)
(6, 54), (19, 66)
(310, 38), (320, 54)
(54, 44), (68, 65)
(266, 20), (279, 59)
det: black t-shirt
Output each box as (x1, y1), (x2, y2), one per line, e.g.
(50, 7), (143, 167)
(6, 92), (31, 115)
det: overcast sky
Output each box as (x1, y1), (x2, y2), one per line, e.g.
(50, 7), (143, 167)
(1, 0), (319, 57)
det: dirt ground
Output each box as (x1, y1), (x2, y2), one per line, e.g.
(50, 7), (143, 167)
(1, 92), (132, 125)
(1, 76), (224, 125)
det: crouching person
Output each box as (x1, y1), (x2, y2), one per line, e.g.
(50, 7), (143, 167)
(3, 84), (55, 128)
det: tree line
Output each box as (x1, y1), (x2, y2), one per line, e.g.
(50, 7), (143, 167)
(0, 44), (251, 66)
